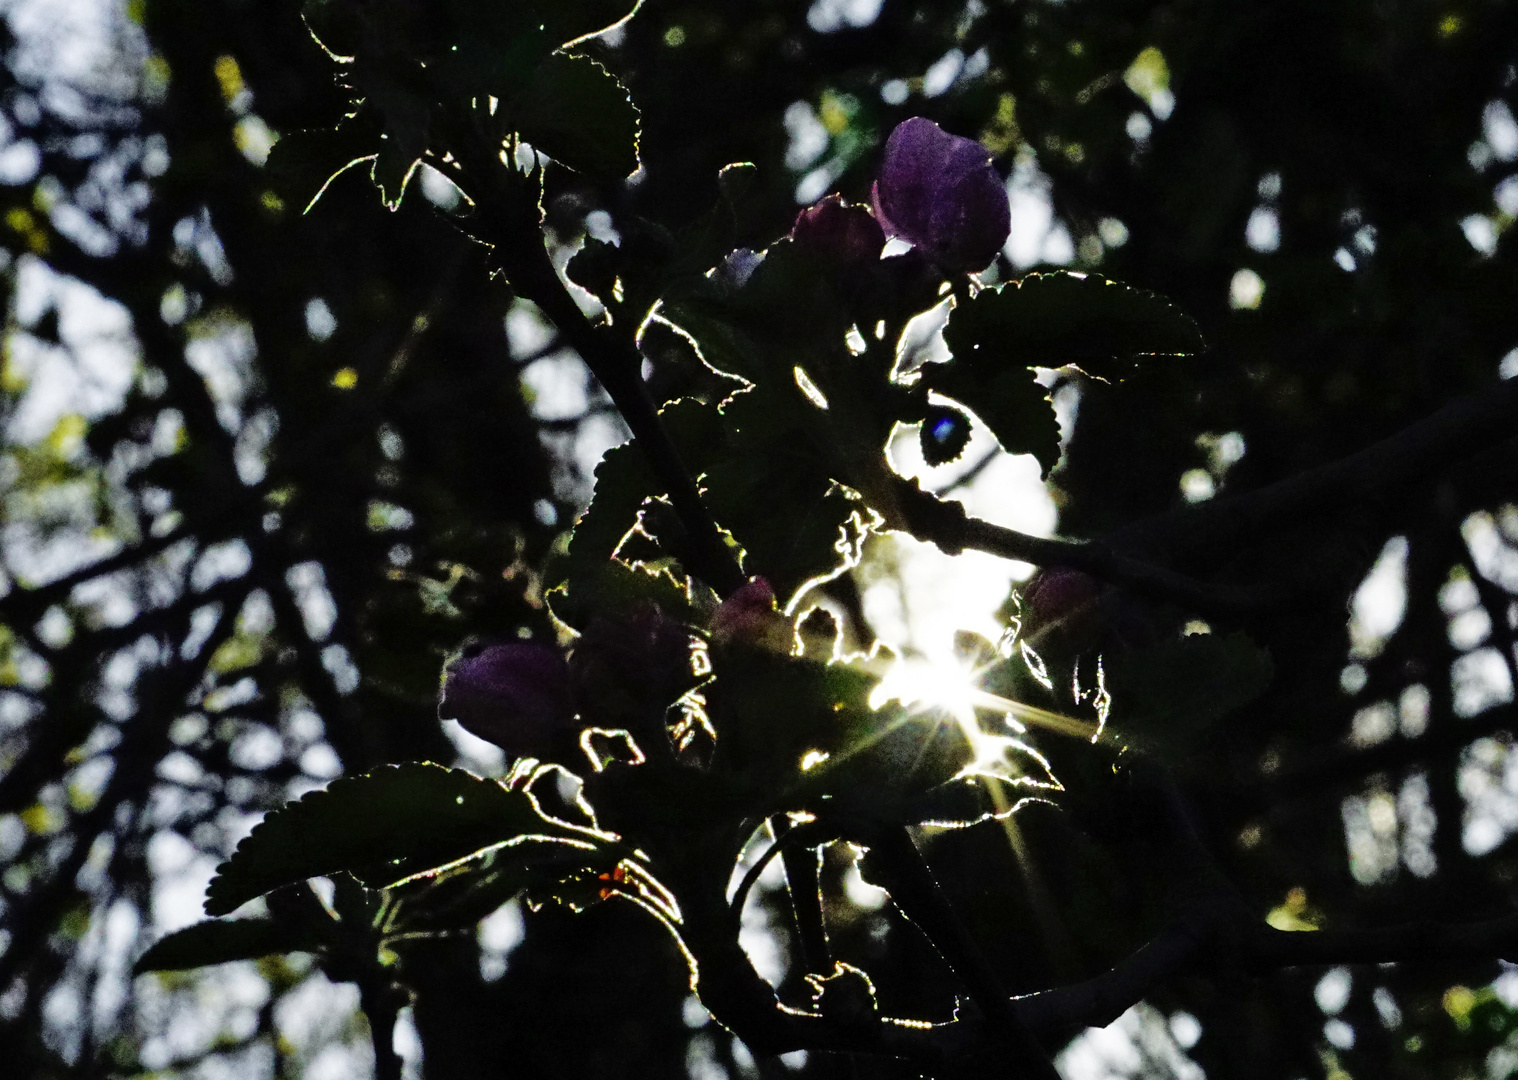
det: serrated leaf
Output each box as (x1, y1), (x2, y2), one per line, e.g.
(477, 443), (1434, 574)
(658, 298), (764, 383)
(302, 0), (363, 60)
(509, 54), (639, 181)
(205, 763), (582, 916)
(134, 917), (316, 974)
(703, 460), (866, 608)
(568, 441), (655, 565)
(944, 271), (1205, 381)
(540, 0), (643, 47)
(263, 117), (381, 214)
(1107, 631), (1273, 753)
(567, 237), (621, 309)
(366, 85), (430, 209)
(919, 405), (972, 467)
(386, 836), (619, 933)
(920, 359), (1061, 476)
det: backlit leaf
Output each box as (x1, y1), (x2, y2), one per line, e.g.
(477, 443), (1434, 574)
(133, 917), (317, 974)
(205, 763), (585, 915)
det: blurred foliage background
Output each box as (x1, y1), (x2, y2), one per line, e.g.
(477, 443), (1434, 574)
(1, 0), (1517, 1078)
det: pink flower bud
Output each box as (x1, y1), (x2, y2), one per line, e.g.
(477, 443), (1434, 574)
(872, 117), (1010, 273)
(790, 195), (886, 268)
(438, 642), (574, 756)
(711, 577), (792, 651)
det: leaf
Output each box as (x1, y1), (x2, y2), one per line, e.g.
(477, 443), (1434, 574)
(943, 271), (1205, 381)
(919, 357), (1061, 476)
(919, 404), (973, 467)
(205, 763), (582, 915)
(897, 773), (1051, 829)
(538, 0), (644, 48)
(509, 53), (640, 181)
(703, 459), (868, 608)
(263, 115), (382, 214)
(364, 80), (431, 209)
(567, 237), (621, 309)
(1106, 631), (1273, 753)
(386, 836), (619, 933)
(567, 441), (656, 566)
(133, 917), (317, 974)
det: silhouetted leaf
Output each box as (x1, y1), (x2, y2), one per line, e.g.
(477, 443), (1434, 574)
(205, 763), (571, 915)
(1107, 631), (1273, 753)
(537, 0), (643, 47)
(919, 404), (973, 466)
(386, 836), (620, 933)
(920, 358), (1061, 476)
(133, 917), (317, 974)
(509, 54), (640, 181)
(264, 116), (382, 214)
(944, 271), (1205, 381)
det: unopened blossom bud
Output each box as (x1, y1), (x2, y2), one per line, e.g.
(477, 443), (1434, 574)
(570, 601), (700, 725)
(711, 247), (763, 295)
(790, 195), (886, 269)
(711, 577), (793, 652)
(1022, 567), (1102, 633)
(872, 117), (1011, 273)
(439, 641), (574, 757)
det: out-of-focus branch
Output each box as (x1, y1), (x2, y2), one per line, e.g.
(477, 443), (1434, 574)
(1113, 376), (1518, 566)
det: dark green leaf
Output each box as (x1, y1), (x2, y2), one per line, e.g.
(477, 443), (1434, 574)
(919, 404), (973, 467)
(263, 116), (382, 214)
(919, 358), (1061, 476)
(205, 763), (580, 915)
(366, 85), (430, 209)
(658, 298), (765, 383)
(301, 0), (362, 59)
(509, 54), (640, 181)
(566, 237), (621, 309)
(538, 0), (643, 48)
(386, 836), (619, 933)
(133, 917), (317, 974)
(439, 14), (553, 102)
(944, 271), (1205, 381)
(566, 441), (655, 565)
(1107, 631), (1274, 754)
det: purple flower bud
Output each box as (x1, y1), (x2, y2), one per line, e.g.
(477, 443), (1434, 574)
(712, 247), (763, 295)
(872, 117), (1011, 273)
(439, 642), (574, 756)
(1023, 568), (1102, 630)
(790, 195), (885, 268)
(570, 601), (700, 725)
(711, 577), (792, 651)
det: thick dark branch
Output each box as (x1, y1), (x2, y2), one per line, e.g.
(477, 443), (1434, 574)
(1246, 911), (1518, 968)
(1115, 377), (1518, 566)
(880, 475), (1262, 613)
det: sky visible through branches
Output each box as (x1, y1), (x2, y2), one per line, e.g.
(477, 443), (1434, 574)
(6, 0), (1518, 1078)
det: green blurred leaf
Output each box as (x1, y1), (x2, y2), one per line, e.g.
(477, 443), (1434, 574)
(205, 763), (582, 915)
(509, 54), (639, 180)
(133, 917), (317, 974)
